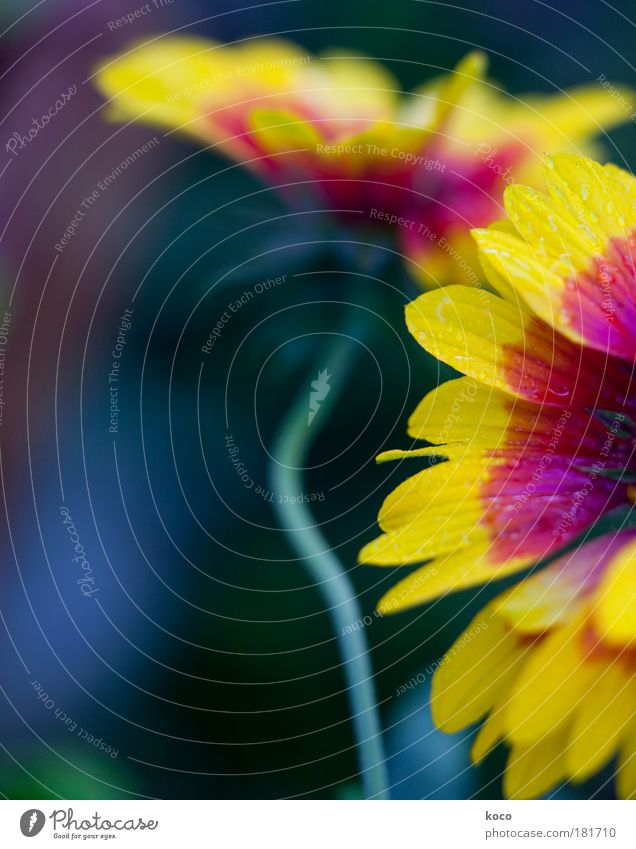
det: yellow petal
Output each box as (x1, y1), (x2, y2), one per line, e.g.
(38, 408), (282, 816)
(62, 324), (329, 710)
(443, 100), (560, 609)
(503, 183), (599, 270)
(402, 51), (487, 133)
(233, 39), (317, 89)
(434, 51), (487, 126)
(617, 722), (636, 799)
(520, 84), (636, 148)
(545, 153), (636, 242)
(504, 728), (569, 799)
(495, 554), (591, 634)
(605, 162), (636, 211)
(95, 36), (227, 136)
(566, 663), (636, 782)
(374, 454), (491, 533)
(407, 377), (511, 445)
(318, 50), (398, 118)
(361, 507), (486, 566)
(376, 545), (530, 613)
(505, 617), (599, 745)
(471, 693), (510, 764)
(431, 603), (526, 732)
(476, 220), (526, 303)
(595, 539), (636, 647)
(376, 444), (466, 463)
(448, 80), (635, 154)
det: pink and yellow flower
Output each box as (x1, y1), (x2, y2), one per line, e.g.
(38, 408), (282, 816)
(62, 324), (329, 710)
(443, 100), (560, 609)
(362, 153), (636, 796)
(433, 533), (636, 798)
(95, 38), (631, 285)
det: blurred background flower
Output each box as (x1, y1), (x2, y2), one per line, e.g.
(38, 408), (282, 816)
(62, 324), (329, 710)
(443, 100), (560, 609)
(1, 0), (636, 801)
(96, 36), (631, 287)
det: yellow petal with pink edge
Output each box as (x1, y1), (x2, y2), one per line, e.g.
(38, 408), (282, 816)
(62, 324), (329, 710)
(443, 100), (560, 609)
(430, 603), (527, 732)
(566, 663), (636, 782)
(594, 538), (636, 647)
(338, 123), (432, 176)
(505, 616), (600, 744)
(476, 156), (636, 360)
(95, 37), (398, 149)
(405, 286), (529, 393)
(504, 728), (569, 799)
(472, 228), (581, 344)
(249, 109), (324, 155)
(405, 285), (584, 403)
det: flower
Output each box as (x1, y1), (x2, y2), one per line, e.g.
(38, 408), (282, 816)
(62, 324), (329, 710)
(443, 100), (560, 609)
(95, 39), (631, 284)
(432, 532), (636, 798)
(361, 154), (636, 611)
(361, 153), (636, 796)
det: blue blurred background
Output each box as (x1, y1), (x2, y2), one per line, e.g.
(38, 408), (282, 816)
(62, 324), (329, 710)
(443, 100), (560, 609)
(0, 0), (634, 799)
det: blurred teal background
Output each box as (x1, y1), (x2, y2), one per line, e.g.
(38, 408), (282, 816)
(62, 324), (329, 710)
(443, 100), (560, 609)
(0, 0), (634, 800)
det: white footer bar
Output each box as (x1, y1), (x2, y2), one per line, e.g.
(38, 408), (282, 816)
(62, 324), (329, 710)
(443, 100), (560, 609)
(0, 799), (634, 848)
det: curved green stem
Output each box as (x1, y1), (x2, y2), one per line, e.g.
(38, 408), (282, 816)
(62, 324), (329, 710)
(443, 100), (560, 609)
(270, 324), (390, 800)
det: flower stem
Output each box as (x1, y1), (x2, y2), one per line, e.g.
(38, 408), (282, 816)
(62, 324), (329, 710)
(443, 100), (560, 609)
(269, 322), (390, 800)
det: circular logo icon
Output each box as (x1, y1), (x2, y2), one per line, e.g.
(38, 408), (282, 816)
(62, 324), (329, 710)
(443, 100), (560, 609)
(20, 809), (45, 837)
